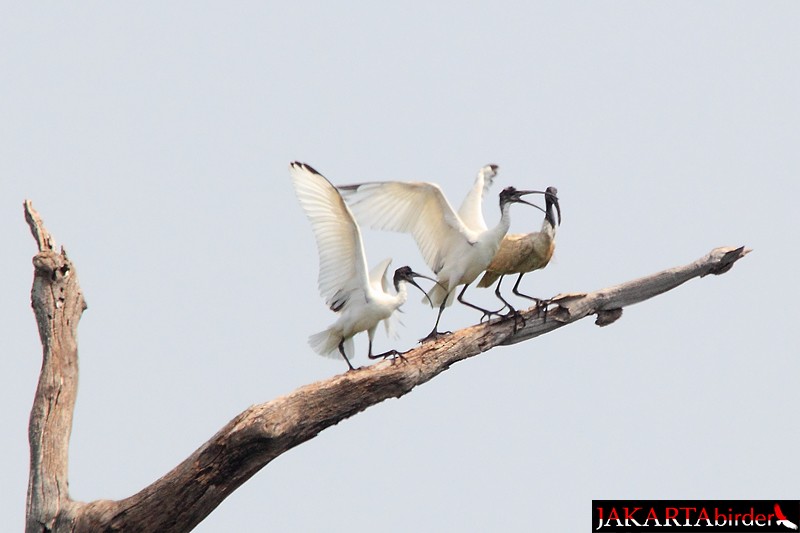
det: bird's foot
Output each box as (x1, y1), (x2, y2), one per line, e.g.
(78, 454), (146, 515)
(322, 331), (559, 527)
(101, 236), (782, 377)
(390, 350), (410, 364)
(369, 349), (409, 363)
(534, 298), (552, 321)
(504, 308), (526, 332)
(419, 329), (451, 344)
(480, 307), (506, 323)
(342, 357), (357, 371)
(516, 292), (550, 319)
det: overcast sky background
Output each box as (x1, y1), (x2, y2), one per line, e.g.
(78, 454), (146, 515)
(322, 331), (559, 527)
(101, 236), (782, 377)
(2, 2), (798, 531)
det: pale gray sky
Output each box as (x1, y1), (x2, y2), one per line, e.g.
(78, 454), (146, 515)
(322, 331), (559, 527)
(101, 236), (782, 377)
(2, 2), (798, 531)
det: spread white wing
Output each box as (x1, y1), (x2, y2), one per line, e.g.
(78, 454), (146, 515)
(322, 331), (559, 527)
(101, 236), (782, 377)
(368, 257), (393, 294)
(457, 164), (498, 233)
(290, 162), (371, 311)
(338, 181), (471, 274)
(368, 257), (399, 337)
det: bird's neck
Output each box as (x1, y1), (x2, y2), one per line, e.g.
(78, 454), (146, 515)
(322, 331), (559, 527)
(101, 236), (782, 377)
(394, 282), (409, 306)
(487, 202), (513, 241)
(541, 217), (556, 239)
(541, 204), (557, 237)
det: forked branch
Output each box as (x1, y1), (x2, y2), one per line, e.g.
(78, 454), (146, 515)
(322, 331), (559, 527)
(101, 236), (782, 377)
(23, 201), (749, 533)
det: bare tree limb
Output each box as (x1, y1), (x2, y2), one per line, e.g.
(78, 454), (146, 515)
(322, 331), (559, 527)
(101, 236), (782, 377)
(23, 201), (749, 532)
(25, 200), (87, 533)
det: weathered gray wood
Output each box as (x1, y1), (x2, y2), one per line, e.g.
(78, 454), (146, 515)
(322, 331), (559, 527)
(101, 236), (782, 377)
(25, 200), (87, 533)
(23, 201), (749, 532)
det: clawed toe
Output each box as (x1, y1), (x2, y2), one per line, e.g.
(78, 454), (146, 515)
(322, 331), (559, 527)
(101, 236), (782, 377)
(419, 330), (451, 343)
(480, 308), (506, 323)
(534, 299), (552, 321)
(505, 310), (526, 330)
(391, 351), (409, 364)
(368, 349), (409, 361)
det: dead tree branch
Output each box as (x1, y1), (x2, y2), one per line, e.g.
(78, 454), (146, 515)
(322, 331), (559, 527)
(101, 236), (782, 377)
(23, 201), (749, 532)
(25, 200), (87, 533)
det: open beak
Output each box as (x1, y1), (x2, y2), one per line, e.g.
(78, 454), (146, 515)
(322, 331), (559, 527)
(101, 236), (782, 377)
(513, 190), (547, 215)
(407, 271), (441, 307)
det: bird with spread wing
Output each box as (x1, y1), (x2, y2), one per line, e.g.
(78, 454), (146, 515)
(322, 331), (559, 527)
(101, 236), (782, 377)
(338, 164), (546, 342)
(290, 162), (435, 370)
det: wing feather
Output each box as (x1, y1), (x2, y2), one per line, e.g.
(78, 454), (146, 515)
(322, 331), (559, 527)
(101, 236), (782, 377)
(457, 164), (498, 233)
(368, 257), (393, 294)
(290, 162), (371, 309)
(338, 181), (471, 274)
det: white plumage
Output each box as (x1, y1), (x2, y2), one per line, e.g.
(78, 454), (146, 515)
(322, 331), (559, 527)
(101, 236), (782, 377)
(338, 164), (543, 341)
(457, 164), (498, 233)
(290, 162), (432, 370)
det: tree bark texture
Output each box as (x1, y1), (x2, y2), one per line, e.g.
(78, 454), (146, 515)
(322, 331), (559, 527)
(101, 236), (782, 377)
(23, 201), (750, 532)
(25, 200), (87, 533)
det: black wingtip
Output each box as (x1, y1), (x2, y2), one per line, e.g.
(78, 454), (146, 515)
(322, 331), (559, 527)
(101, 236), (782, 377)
(290, 161), (322, 176)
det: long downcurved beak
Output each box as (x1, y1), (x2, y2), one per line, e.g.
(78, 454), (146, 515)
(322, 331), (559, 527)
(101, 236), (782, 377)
(514, 190), (547, 215)
(407, 271), (442, 307)
(544, 188), (562, 225)
(552, 196), (562, 225)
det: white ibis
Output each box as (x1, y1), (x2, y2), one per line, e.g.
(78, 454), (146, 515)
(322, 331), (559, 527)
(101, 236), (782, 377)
(477, 186), (561, 321)
(338, 167), (545, 342)
(290, 162), (434, 370)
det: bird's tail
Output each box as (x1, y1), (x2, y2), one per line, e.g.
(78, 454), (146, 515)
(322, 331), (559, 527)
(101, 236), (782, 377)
(476, 270), (500, 288)
(308, 327), (352, 359)
(423, 282), (456, 308)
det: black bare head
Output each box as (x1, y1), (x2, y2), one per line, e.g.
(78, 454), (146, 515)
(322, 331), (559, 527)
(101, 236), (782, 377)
(498, 186), (547, 214)
(544, 186), (561, 226)
(394, 266), (437, 305)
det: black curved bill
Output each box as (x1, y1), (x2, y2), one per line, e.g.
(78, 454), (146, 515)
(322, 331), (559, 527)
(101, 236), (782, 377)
(544, 187), (562, 225)
(406, 271), (441, 307)
(553, 197), (562, 225)
(513, 190), (547, 214)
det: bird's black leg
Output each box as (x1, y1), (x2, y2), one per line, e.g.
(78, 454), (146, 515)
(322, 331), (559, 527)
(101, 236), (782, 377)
(457, 283), (504, 322)
(369, 348), (409, 363)
(338, 339), (356, 371)
(367, 336), (408, 362)
(479, 275), (508, 322)
(419, 296), (451, 343)
(493, 275), (526, 332)
(511, 273), (550, 321)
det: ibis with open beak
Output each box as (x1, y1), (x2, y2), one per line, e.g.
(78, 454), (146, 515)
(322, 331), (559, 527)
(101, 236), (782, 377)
(477, 186), (561, 319)
(290, 162), (435, 370)
(338, 165), (545, 342)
